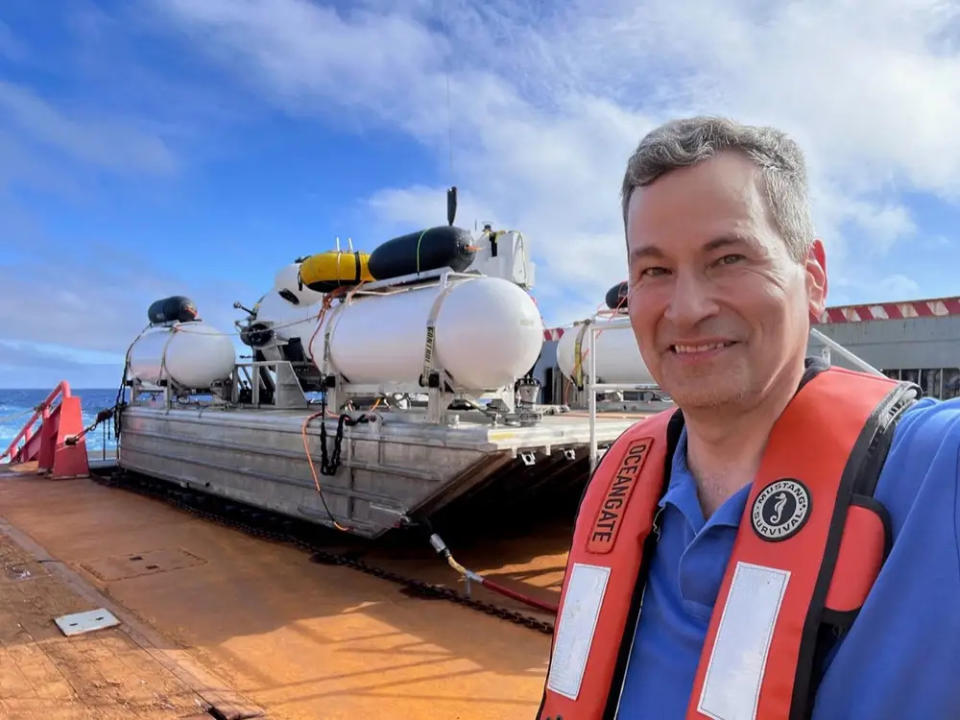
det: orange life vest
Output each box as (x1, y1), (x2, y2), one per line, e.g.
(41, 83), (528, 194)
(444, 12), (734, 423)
(538, 366), (917, 720)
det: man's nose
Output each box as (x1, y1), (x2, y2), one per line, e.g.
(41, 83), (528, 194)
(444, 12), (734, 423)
(663, 270), (719, 327)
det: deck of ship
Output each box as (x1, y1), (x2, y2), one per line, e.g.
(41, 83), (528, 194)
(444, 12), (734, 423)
(0, 461), (570, 719)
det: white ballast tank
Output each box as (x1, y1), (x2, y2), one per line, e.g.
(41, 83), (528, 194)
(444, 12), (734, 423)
(556, 320), (655, 385)
(309, 276), (544, 391)
(129, 322), (236, 389)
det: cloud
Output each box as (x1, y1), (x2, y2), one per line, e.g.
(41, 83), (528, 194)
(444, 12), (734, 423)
(0, 80), (177, 176)
(367, 185), (466, 229)
(0, 249), (254, 388)
(874, 273), (922, 299)
(810, 186), (917, 262)
(0, 234), (253, 363)
(0, 340), (120, 369)
(523, 0), (960, 187)
(2, 0), (953, 386)
(923, 234), (953, 250)
(0, 339), (122, 389)
(837, 201), (917, 255)
(0, 130), (85, 197)
(161, 0), (441, 120)
(149, 0), (960, 324)
(829, 271), (923, 307)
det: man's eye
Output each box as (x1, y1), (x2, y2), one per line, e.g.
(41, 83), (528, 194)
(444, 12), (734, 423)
(639, 266), (670, 278)
(716, 254), (745, 266)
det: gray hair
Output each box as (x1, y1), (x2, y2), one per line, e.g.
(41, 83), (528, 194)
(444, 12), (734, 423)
(620, 116), (815, 262)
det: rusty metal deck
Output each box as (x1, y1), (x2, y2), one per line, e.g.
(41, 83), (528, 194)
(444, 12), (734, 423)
(0, 467), (566, 719)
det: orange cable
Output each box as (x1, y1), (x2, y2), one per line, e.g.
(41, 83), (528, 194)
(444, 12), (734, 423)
(301, 411), (351, 533)
(306, 290), (342, 362)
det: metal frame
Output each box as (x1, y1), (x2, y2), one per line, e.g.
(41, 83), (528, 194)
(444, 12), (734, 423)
(585, 317), (658, 472)
(348, 268), (482, 295)
(809, 327), (883, 376)
(229, 360), (309, 408)
(128, 360), (309, 410)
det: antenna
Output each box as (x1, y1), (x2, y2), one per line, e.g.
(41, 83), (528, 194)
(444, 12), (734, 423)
(439, 0), (454, 185)
(447, 186), (457, 226)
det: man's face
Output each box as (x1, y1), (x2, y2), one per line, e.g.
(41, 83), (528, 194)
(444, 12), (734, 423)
(625, 151), (826, 411)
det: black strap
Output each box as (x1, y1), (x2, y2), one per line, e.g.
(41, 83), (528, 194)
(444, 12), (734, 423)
(851, 382), (918, 496)
(792, 379), (918, 720)
(353, 251), (362, 285)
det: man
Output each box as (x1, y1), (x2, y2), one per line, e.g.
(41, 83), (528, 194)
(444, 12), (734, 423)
(538, 117), (960, 719)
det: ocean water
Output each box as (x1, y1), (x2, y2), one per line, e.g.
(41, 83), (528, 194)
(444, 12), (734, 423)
(0, 388), (120, 459)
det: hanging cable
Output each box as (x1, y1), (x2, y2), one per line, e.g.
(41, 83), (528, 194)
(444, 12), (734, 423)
(301, 401), (351, 533)
(306, 293), (335, 363)
(301, 392), (375, 534)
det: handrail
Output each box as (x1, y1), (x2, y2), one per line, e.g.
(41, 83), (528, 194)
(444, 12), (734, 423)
(1, 381), (72, 461)
(809, 327), (883, 376)
(585, 317), (660, 472)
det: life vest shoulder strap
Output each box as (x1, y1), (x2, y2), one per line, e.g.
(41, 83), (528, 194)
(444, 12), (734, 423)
(687, 368), (918, 720)
(538, 409), (679, 720)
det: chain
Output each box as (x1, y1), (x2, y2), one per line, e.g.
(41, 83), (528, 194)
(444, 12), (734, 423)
(95, 470), (555, 635)
(327, 416), (344, 474)
(317, 394), (374, 477)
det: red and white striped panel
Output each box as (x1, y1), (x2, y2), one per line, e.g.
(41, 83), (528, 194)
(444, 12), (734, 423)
(543, 327), (565, 342)
(817, 297), (960, 324)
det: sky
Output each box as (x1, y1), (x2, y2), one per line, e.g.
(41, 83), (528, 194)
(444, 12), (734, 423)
(1, 0), (959, 388)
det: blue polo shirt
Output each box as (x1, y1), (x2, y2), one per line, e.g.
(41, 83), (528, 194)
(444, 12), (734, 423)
(617, 397), (960, 718)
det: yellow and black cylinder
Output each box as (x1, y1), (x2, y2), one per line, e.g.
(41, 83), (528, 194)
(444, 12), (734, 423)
(299, 251), (373, 292)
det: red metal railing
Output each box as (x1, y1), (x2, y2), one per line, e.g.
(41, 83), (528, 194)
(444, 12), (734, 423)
(1, 381), (88, 478)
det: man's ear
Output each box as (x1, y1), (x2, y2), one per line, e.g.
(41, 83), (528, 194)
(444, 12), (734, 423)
(806, 239), (828, 322)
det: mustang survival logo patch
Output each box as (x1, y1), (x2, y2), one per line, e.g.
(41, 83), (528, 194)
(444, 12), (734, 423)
(751, 478), (811, 542)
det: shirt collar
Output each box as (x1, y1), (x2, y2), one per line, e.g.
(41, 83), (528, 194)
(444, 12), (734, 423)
(658, 427), (750, 533)
(656, 359), (828, 533)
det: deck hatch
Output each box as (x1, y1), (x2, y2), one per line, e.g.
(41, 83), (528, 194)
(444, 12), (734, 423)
(82, 547), (206, 580)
